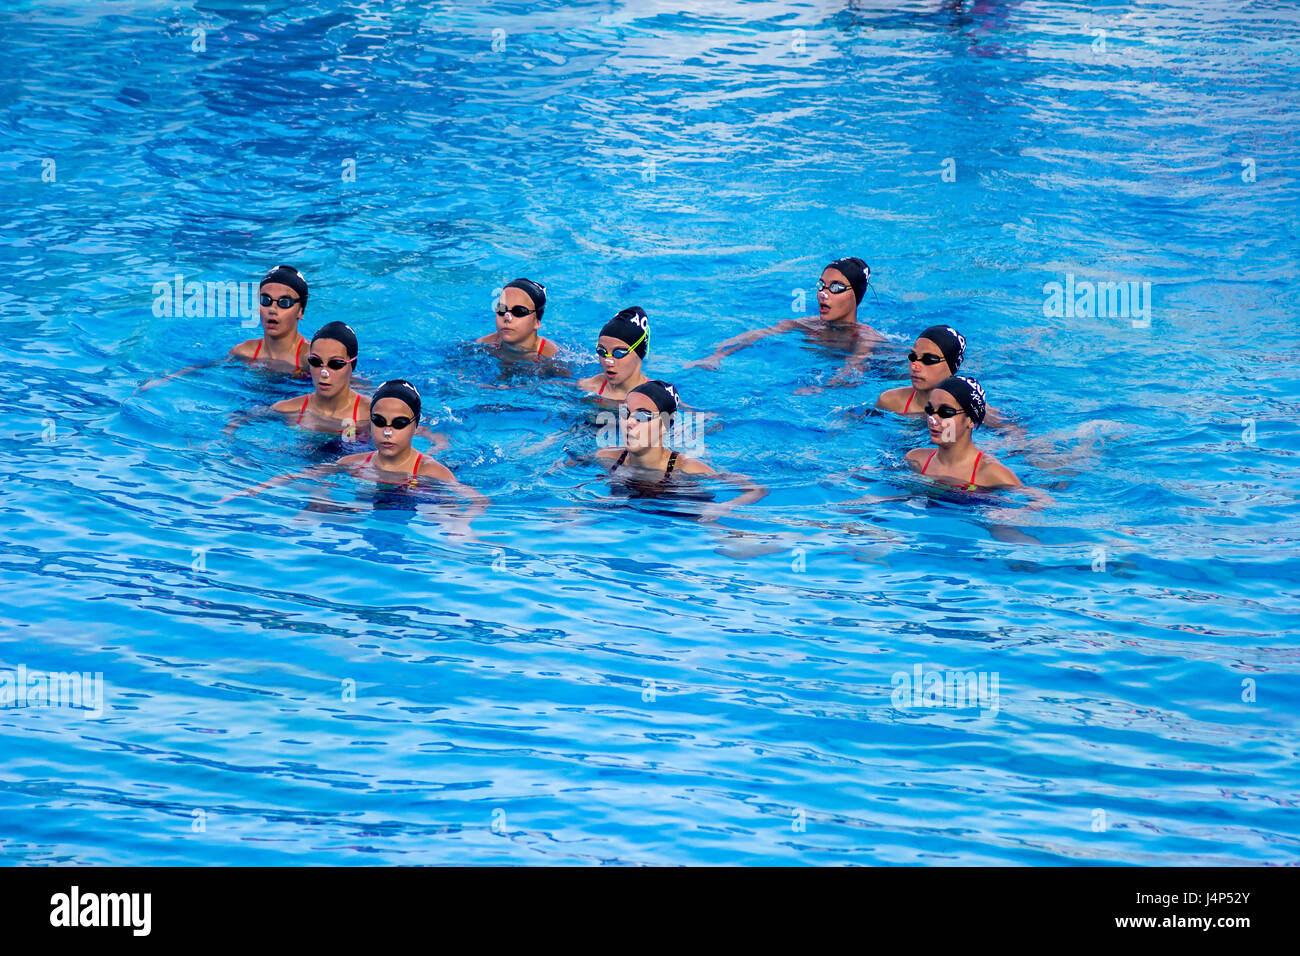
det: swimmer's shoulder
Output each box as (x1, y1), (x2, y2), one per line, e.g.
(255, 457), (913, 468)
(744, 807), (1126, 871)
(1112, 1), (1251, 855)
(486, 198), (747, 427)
(230, 338), (260, 360)
(876, 387), (911, 412)
(270, 395), (305, 414)
(336, 451), (371, 471)
(416, 456), (455, 482)
(538, 337), (560, 359)
(577, 373), (604, 391)
(474, 332), (500, 346)
(673, 455), (714, 476)
(904, 448), (929, 470)
(976, 455), (1021, 489)
(595, 447), (622, 463)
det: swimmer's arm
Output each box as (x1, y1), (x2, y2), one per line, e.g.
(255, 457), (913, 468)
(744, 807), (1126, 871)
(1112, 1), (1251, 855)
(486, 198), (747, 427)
(682, 461), (768, 520)
(823, 329), (886, 388)
(875, 388), (906, 412)
(223, 404), (282, 438)
(983, 405), (1027, 440)
(217, 456), (353, 504)
(421, 460), (489, 527)
(415, 425), (450, 452)
(685, 319), (800, 369)
(136, 355), (230, 393)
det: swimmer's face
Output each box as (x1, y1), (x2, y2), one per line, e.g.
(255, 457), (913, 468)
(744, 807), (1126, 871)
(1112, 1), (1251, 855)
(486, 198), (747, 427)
(494, 287), (540, 344)
(926, 387), (971, 446)
(597, 335), (642, 382)
(624, 392), (664, 449)
(308, 338), (353, 395)
(260, 282), (303, 335)
(370, 398), (416, 454)
(909, 337), (950, 390)
(817, 267), (856, 323)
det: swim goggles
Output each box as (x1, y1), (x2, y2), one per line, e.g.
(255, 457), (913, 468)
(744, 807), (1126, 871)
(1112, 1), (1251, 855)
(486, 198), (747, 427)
(597, 330), (647, 360)
(260, 293), (302, 309)
(924, 403), (964, 419)
(908, 351), (947, 366)
(495, 304), (537, 318)
(370, 414), (414, 430)
(817, 279), (851, 294)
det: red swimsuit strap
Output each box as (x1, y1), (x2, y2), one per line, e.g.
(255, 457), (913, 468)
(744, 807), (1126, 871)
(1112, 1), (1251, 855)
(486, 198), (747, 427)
(295, 395), (310, 425)
(903, 389), (916, 413)
(252, 340), (262, 360)
(364, 452), (374, 464)
(536, 337), (546, 357)
(969, 451), (983, 486)
(921, 450), (938, 475)
(295, 337), (304, 367)
(352, 395), (360, 422)
(597, 378), (607, 396)
(412, 452), (423, 476)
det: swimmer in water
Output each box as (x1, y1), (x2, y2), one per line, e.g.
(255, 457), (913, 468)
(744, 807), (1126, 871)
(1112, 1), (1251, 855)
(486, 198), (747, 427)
(685, 257), (885, 385)
(904, 375), (1021, 490)
(475, 278), (559, 360)
(230, 264), (312, 372)
(265, 321), (369, 435)
(876, 324), (1009, 427)
(594, 380), (767, 514)
(220, 380), (483, 511)
(138, 263), (311, 391)
(577, 306), (651, 403)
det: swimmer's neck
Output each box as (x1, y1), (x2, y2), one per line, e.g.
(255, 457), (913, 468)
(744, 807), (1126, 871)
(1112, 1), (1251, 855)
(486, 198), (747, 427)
(311, 384), (359, 417)
(931, 437), (978, 466)
(372, 445), (418, 469)
(820, 311), (859, 328)
(605, 371), (648, 397)
(498, 330), (540, 355)
(261, 325), (305, 358)
(623, 444), (671, 469)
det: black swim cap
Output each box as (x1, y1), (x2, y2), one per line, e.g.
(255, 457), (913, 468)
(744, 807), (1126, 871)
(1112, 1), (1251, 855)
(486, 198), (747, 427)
(918, 325), (965, 373)
(630, 380), (680, 416)
(934, 375), (987, 426)
(312, 321), (358, 365)
(599, 306), (649, 358)
(504, 278), (547, 320)
(371, 379), (422, 422)
(826, 257), (870, 304)
(260, 264), (309, 311)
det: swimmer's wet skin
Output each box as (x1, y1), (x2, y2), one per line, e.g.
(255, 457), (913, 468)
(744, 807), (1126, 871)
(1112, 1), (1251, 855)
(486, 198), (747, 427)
(219, 379), (487, 518)
(475, 277), (559, 360)
(876, 325), (1009, 429)
(267, 321), (370, 434)
(577, 306), (650, 403)
(594, 380), (767, 516)
(137, 262), (311, 391)
(685, 255), (884, 380)
(231, 264), (312, 371)
(903, 374), (1021, 491)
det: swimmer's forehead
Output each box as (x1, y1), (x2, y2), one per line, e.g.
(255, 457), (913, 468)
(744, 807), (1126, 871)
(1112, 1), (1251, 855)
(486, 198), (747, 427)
(912, 337), (944, 354)
(261, 281), (298, 298)
(820, 267), (848, 284)
(310, 337), (349, 357)
(372, 397), (414, 418)
(625, 392), (657, 413)
(598, 333), (636, 348)
(929, 387), (958, 406)
(499, 286), (535, 308)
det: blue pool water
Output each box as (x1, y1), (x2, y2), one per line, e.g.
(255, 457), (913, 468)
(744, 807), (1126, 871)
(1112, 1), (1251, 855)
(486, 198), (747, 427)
(2, 0), (1298, 865)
